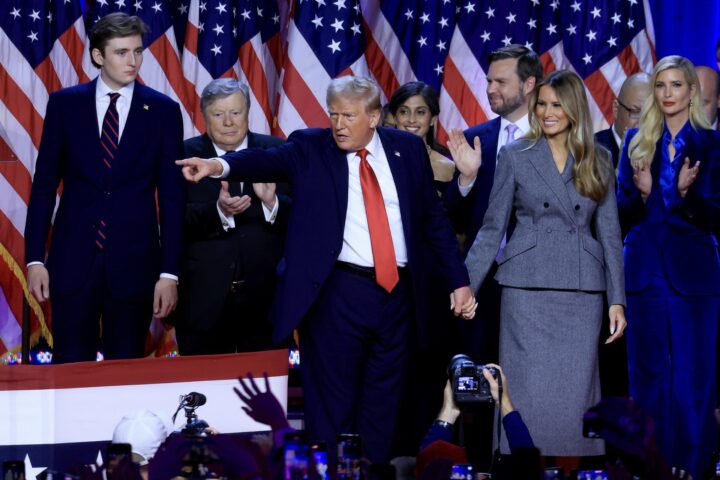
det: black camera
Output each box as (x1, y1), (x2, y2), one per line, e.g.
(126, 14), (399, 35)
(447, 354), (498, 404)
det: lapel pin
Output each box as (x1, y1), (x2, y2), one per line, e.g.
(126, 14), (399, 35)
(394, 151), (401, 157)
(143, 104), (149, 110)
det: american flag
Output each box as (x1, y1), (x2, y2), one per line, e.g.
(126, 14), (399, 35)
(0, 0), (655, 358)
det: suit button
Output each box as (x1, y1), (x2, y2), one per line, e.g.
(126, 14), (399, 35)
(543, 202), (549, 208)
(546, 228), (552, 233)
(104, 191), (111, 196)
(575, 204), (580, 210)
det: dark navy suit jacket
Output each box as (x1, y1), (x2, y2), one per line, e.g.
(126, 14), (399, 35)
(443, 117), (502, 254)
(595, 127), (620, 168)
(25, 79), (185, 300)
(617, 127), (720, 295)
(219, 127), (469, 343)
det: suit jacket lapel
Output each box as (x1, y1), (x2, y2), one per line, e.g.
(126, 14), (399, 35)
(81, 80), (108, 184)
(324, 133), (350, 227)
(529, 137), (576, 222)
(483, 117), (501, 169)
(378, 128), (412, 241)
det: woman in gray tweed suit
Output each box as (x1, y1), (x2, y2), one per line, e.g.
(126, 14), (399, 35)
(449, 70), (626, 457)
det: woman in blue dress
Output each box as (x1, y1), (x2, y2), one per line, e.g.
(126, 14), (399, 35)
(617, 55), (720, 478)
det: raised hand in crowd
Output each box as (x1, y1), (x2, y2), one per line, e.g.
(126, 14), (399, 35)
(176, 157), (224, 183)
(446, 128), (482, 187)
(677, 157), (700, 197)
(218, 180), (252, 217)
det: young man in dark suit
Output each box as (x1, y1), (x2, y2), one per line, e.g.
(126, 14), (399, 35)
(174, 79), (289, 354)
(595, 73), (651, 168)
(25, 12), (185, 363)
(178, 76), (475, 463)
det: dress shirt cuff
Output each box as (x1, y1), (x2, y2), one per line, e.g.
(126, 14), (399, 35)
(211, 157), (230, 179)
(160, 273), (179, 283)
(458, 176), (475, 197)
(262, 195), (279, 224)
(217, 201), (236, 230)
(27, 261), (44, 268)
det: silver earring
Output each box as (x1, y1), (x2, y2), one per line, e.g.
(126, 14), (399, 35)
(689, 100), (693, 107)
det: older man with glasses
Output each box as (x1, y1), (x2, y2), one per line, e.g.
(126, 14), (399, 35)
(595, 72), (651, 167)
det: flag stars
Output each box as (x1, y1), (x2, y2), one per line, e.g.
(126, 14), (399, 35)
(611, 12), (621, 24)
(27, 31), (38, 42)
(404, 9), (413, 20)
(29, 9), (40, 21)
(334, 0), (346, 9)
(315, 0), (326, 6)
(524, 41), (534, 50)
(241, 9), (251, 20)
(178, 3), (187, 14)
(530, 0), (540, 5)
(546, 23), (557, 35)
(506, 12), (516, 23)
(98, 0), (108, 7)
(434, 64), (444, 75)
(232, 26), (237, 37)
(10, 7), (21, 20)
(115, 0), (126, 8)
(328, 39), (341, 53)
(436, 40), (446, 51)
(212, 23), (224, 35)
(502, 35), (512, 46)
(211, 44), (222, 55)
(586, 30), (597, 42)
(418, 36), (427, 47)
(627, 0), (638, 5)
(215, 2), (227, 14)
(583, 53), (592, 64)
(464, 2), (475, 13)
(627, 18), (635, 29)
(256, 6), (263, 17)
(590, 7), (601, 18)
(199, 2), (207, 12)
(350, 22), (361, 35)
(550, 0), (559, 10)
(527, 18), (536, 29)
(273, 13), (280, 24)
(151, 2), (161, 13)
(570, 1), (581, 12)
(439, 17), (449, 28)
(311, 15), (323, 28)
(566, 24), (577, 35)
(607, 36), (617, 47)
(331, 18), (344, 32)
(420, 12), (430, 23)
(134, 1), (143, 10)
(47, 11), (53, 22)
(198, 22), (204, 32)
(485, 6), (494, 18)
(480, 30), (491, 42)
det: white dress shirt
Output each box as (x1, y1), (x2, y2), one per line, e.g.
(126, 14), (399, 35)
(337, 130), (408, 267)
(95, 77), (134, 140)
(459, 114), (530, 197)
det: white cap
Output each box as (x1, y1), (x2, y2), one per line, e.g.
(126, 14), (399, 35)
(112, 409), (172, 465)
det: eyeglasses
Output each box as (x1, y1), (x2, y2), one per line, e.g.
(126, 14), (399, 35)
(617, 99), (642, 120)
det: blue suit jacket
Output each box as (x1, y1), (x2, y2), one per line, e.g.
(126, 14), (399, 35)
(219, 127), (469, 343)
(443, 117), (501, 255)
(25, 79), (185, 300)
(617, 127), (720, 295)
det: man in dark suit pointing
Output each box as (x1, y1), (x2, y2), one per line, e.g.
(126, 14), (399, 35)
(177, 76), (475, 462)
(174, 79), (289, 355)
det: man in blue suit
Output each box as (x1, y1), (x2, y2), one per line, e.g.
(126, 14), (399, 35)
(178, 76), (475, 462)
(25, 13), (185, 363)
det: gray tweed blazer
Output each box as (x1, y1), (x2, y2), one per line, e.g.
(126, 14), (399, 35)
(465, 136), (625, 306)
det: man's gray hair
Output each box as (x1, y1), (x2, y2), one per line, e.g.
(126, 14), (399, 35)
(200, 78), (251, 114)
(326, 76), (381, 112)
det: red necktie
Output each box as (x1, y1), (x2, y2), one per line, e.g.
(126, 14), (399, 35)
(357, 148), (398, 293)
(96, 92), (120, 250)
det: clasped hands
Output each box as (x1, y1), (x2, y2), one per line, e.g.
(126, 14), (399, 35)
(218, 180), (277, 217)
(451, 286), (477, 320)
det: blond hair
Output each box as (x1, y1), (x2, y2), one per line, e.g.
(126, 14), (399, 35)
(628, 55), (711, 169)
(526, 70), (610, 201)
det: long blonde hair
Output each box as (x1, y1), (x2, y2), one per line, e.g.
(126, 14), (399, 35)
(526, 70), (610, 201)
(628, 55), (711, 168)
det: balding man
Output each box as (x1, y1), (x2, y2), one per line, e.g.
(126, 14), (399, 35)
(697, 66), (720, 130)
(595, 73), (651, 167)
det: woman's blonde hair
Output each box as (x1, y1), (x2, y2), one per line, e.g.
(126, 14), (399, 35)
(628, 55), (711, 168)
(526, 69), (610, 201)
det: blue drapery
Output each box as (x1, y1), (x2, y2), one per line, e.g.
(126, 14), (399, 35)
(651, 0), (720, 67)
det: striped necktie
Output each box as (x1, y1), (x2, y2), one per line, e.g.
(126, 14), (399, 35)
(96, 92), (120, 250)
